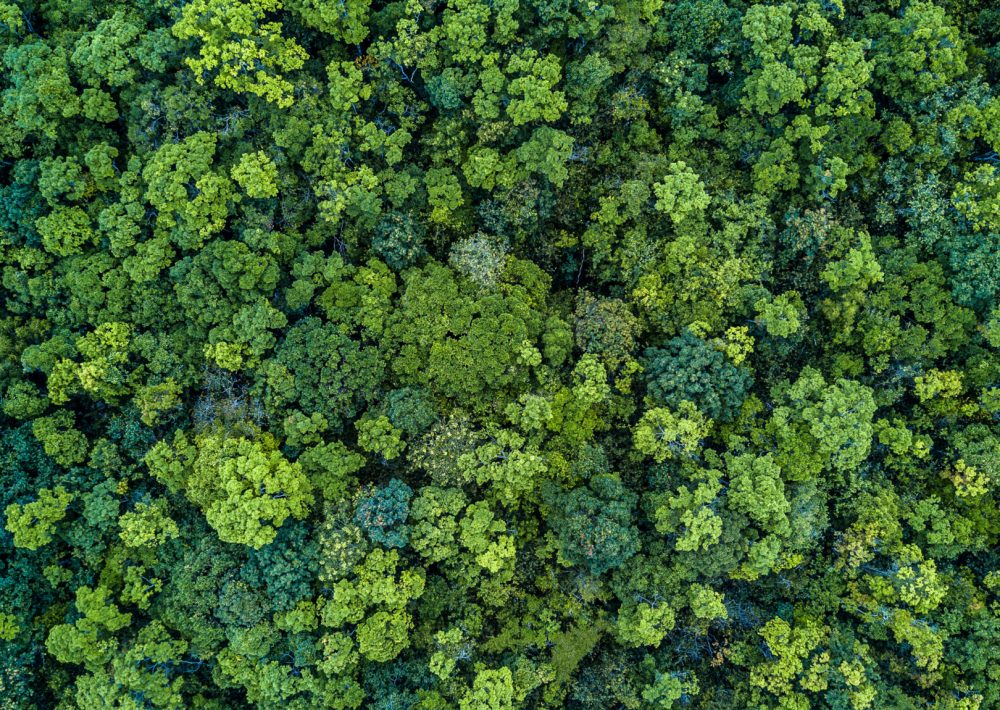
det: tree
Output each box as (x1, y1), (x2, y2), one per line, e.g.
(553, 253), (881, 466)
(172, 0), (308, 107)
(633, 402), (712, 462)
(742, 616), (829, 706)
(551, 474), (640, 575)
(642, 671), (699, 709)
(373, 212), (428, 272)
(449, 234), (507, 288)
(142, 131), (234, 251)
(768, 368), (876, 480)
(652, 162), (710, 225)
(1, 42), (80, 144)
(574, 292), (641, 370)
(133, 379), (183, 426)
(616, 601), (676, 648)
(755, 291), (806, 338)
(354, 479), (413, 549)
(387, 262), (546, 404)
(384, 387), (438, 438)
(513, 126), (574, 187)
(409, 486), (466, 564)
(356, 414), (406, 460)
(319, 548), (424, 663)
(643, 330), (752, 421)
(46, 586), (132, 670)
(357, 609), (413, 663)
(36, 206), (93, 256)
(459, 501), (515, 575)
(873, 1), (967, 102)
(232, 151), (279, 198)
(688, 583), (727, 622)
(288, 0), (372, 43)
(32, 411), (89, 467)
(118, 498), (179, 549)
(506, 50), (567, 126)
(71, 12), (143, 89)
(75, 622), (189, 709)
(458, 428), (547, 507)
(727, 453), (790, 536)
(425, 168), (464, 224)
(299, 441), (366, 502)
(259, 316), (383, 430)
(149, 431), (314, 548)
(5, 486), (73, 550)
(461, 667), (515, 710)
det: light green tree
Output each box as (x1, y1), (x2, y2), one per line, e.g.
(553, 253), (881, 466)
(5, 486), (74, 550)
(173, 0), (308, 107)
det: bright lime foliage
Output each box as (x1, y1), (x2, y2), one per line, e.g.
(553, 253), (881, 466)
(634, 402), (713, 462)
(741, 616), (830, 705)
(5, 486), (74, 549)
(653, 162), (710, 225)
(232, 150), (280, 198)
(147, 431), (313, 547)
(768, 368), (877, 479)
(3, 0), (1000, 707)
(193, 433), (313, 547)
(36, 206), (94, 256)
(462, 667), (515, 709)
(506, 50), (567, 126)
(173, 0), (307, 107)
(755, 291), (806, 338)
(320, 548), (425, 663)
(118, 498), (179, 548)
(46, 586), (133, 669)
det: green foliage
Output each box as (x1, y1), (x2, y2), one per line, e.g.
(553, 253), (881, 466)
(142, 131), (233, 251)
(755, 291), (806, 338)
(4, 0), (1000, 706)
(643, 330), (752, 421)
(260, 316), (383, 429)
(148, 431), (314, 547)
(46, 585), (132, 669)
(289, 0), (371, 42)
(32, 411), (89, 467)
(354, 478), (412, 549)
(372, 212), (428, 271)
(173, 0), (308, 107)
(873, 1), (968, 102)
(36, 206), (94, 256)
(642, 671), (699, 708)
(727, 454), (790, 536)
(574, 292), (641, 370)
(118, 498), (179, 549)
(551, 474), (640, 575)
(506, 50), (567, 126)
(769, 368), (877, 479)
(232, 150), (279, 198)
(462, 667), (515, 710)
(653, 162), (710, 225)
(633, 402), (713, 462)
(5, 486), (73, 549)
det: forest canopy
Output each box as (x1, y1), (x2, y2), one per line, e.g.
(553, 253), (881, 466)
(1, 0), (1000, 707)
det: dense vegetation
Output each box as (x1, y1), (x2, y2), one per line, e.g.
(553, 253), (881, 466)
(1, 0), (1000, 706)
